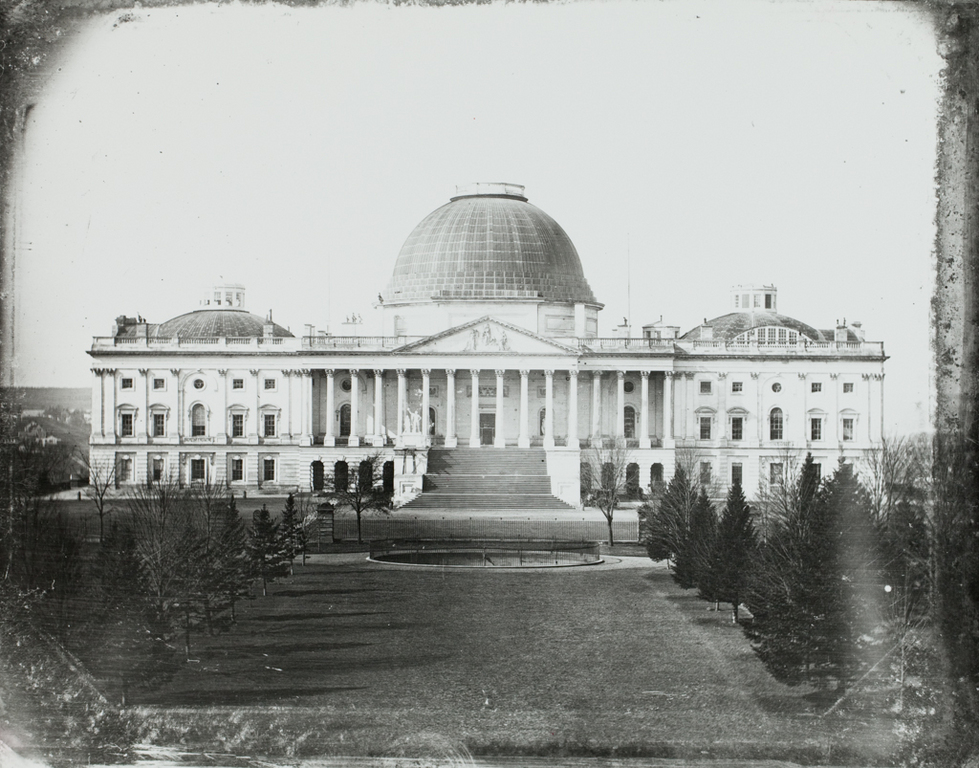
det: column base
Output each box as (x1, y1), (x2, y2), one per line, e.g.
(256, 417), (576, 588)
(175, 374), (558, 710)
(494, 437), (506, 448)
(371, 435), (385, 447)
(323, 436), (336, 447)
(348, 436), (361, 447)
(590, 436), (605, 448)
(469, 436), (481, 447)
(543, 437), (555, 449)
(567, 438), (580, 449)
(663, 437), (675, 449)
(300, 435), (313, 447)
(638, 437), (651, 449)
(517, 436), (530, 448)
(445, 436), (458, 448)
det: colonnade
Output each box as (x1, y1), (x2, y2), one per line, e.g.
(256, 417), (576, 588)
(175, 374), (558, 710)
(318, 367), (674, 449)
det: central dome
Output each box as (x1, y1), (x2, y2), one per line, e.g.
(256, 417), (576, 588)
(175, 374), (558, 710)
(384, 184), (598, 306)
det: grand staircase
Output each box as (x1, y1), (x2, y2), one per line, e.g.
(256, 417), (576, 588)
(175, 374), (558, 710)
(399, 448), (576, 512)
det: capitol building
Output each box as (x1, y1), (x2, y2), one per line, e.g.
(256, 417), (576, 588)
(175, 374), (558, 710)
(88, 183), (886, 507)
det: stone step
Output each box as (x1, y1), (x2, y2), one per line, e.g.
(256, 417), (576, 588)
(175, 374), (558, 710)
(401, 494), (575, 511)
(424, 477), (552, 492)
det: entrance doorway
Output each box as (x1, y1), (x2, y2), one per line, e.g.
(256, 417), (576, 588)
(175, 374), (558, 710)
(479, 413), (495, 446)
(311, 460), (324, 491)
(339, 403), (351, 436)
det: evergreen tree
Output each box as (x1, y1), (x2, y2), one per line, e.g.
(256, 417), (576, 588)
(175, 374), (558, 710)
(746, 456), (879, 690)
(216, 493), (253, 625)
(280, 493), (300, 575)
(247, 504), (290, 597)
(684, 487), (717, 598)
(708, 478), (757, 622)
(643, 464), (694, 568)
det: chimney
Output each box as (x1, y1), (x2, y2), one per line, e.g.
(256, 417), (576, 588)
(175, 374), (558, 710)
(264, 310), (274, 339)
(834, 318), (849, 343)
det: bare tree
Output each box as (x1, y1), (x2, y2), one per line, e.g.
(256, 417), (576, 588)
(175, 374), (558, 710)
(84, 457), (117, 545)
(326, 452), (392, 544)
(583, 439), (632, 547)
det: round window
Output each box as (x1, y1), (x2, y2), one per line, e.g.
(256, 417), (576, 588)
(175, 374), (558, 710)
(624, 381), (635, 394)
(772, 382), (782, 393)
(193, 379), (205, 390)
(341, 378), (352, 392)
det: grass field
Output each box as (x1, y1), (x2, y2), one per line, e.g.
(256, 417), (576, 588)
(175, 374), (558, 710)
(131, 555), (900, 764)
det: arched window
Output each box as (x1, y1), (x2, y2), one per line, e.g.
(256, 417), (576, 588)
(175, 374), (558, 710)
(626, 462), (640, 499)
(358, 460), (372, 491)
(623, 405), (636, 439)
(602, 462), (615, 491)
(429, 407), (437, 437)
(191, 404), (206, 437)
(770, 407), (783, 441)
(334, 460), (349, 492)
(311, 460), (325, 491)
(383, 461), (395, 493)
(650, 463), (664, 484)
(580, 462), (592, 501)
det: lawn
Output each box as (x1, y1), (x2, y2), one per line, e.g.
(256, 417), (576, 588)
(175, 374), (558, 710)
(133, 556), (900, 763)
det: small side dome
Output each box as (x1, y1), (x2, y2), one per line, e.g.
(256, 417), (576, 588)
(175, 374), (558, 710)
(682, 311), (826, 343)
(155, 309), (293, 338)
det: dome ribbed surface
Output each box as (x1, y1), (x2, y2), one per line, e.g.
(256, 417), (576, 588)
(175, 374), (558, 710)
(681, 311), (828, 342)
(151, 309), (294, 338)
(385, 194), (598, 305)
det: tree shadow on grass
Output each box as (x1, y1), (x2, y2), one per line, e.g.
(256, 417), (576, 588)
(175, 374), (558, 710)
(274, 587), (382, 598)
(248, 611), (386, 622)
(146, 685), (367, 706)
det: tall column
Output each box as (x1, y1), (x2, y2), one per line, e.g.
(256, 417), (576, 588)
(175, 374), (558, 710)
(373, 369), (385, 446)
(495, 370), (506, 447)
(752, 371), (763, 444)
(639, 371), (650, 449)
(831, 373), (840, 443)
(422, 369), (432, 446)
(877, 373), (885, 444)
(324, 370), (336, 446)
(544, 370), (554, 448)
(216, 369), (228, 441)
(300, 369), (313, 446)
(469, 369), (481, 447)
(445, 369), (457, 447)
(567, 369), (579, 449)
(615, 370), (626, 439)
(717, 372), (727, 441)
(250, 369), (260, 442)
(591, 371), (602, 446)
(283, 370), (293, 438)
(518, 370), (530, 448)
(396, 369), (407, 447)
(663, 371), (675, 448)
(799, 372), (808, 444)
(92, 369), (105, 438)
(138, 369), (149, 440)
(685, 373), (696, 439)
(106, 370), (117, 440)
(348, 369), (360, 446)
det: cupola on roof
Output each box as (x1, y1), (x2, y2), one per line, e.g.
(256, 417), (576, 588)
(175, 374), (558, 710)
(384, 183), (599, 306)
(154, 309), (293, 338)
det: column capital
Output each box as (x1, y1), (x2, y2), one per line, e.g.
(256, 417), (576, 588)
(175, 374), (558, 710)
(373, 368), (385, 377)
(349, 368), (360, 375)
(750, 372), (760, 379)
(299, 369), (312, 377)
(861, 373), (871, 380)
(616, 370), (625, 380)
(396, 368), (407, 377)
(639, 370), (649, 380)
(171, 368), (181, 377)
(470, 368), (480, 377)
(544, 369), (554, 378)
(445, 368), (456, 376)
(249, 369), (260, 376)
(569, 369), (579, 378)
(216, 369), (227, 377)
(717, 372), (727, 379)
(324, 368), (335, 376)
(519, 369), (530, 376)
(592, 370), (602, 381)
(421, 368), (431, 376)
(664, 371), (676, 379)
(495, 369), (505, 377)
(683, 372), (695, 380)
(798, 372), (808, 380)
(281, 369), (294, 377)
(830, 373), (839, 379)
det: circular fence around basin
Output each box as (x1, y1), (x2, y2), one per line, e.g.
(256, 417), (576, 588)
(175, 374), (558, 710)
(368, 539), (603, 568)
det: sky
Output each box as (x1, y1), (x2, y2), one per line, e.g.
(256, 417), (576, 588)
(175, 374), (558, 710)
(11, 0), (941, 435)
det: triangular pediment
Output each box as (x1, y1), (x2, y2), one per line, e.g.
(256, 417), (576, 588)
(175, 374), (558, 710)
(397, 317), (578, 355)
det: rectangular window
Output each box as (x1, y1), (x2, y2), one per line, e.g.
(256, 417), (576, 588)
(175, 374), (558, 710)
(152, 458), (164, 482)
(153, 378), (166, 390)
(117, 457), (132, 482)
(699, 417), (711, 440)
(700, 381), (712, 394)
(264, 414), (276, 437)
(700, 462), (712, 486)
(731, 462), (743, 486)
(121, 377), (134, 390)
(264, 378), (276, 390)
(191, 458), (206, 482)
(233, 378), (244, 390)
(753, 294), (761, 308)
(765, 293), (773, 309)
(120, 413), (134, 437)
(731, 381), (743, 393)
(843, 418), (854, 441)
(843, 382), (854, 393)
(811, 382), (822, 393)
(811, 418), (822, 441)
(770, 462), (784, 485)
(731, 417), (743, 441)
(152, 413), (165, 437)
(777, 328), (787, 344)
(231, 457), (244, 482)
(263, 458), (275, 482)
(813, 463), (822, 480)
(232, 413), (245, 438)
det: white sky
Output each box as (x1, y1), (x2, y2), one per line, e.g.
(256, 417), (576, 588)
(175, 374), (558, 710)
(13, 0), (940, 435)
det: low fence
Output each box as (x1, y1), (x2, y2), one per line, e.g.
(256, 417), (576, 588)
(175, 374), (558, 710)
(331, 516), (639, 543)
